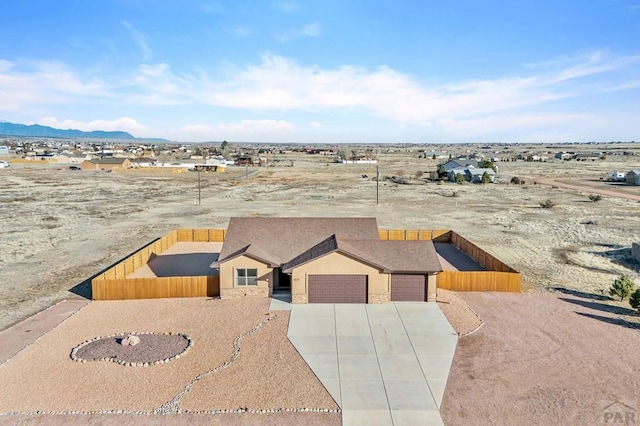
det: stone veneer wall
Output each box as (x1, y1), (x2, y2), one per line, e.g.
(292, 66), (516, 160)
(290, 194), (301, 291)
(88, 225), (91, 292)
(369, 293), (389, 304)
(292, 294), (308, 304)
(221, 287), (269, 299)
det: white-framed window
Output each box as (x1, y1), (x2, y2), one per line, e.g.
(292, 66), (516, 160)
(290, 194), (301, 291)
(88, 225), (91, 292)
(235, 268), (258, 286)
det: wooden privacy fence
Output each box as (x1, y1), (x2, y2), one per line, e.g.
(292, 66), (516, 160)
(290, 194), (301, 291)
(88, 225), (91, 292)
(380, 229), (520, 293)
(378, 229), (449, 241)
(437, 271), (520, 292)
(92, 276), (219, 301)
(91, 229), (226, 300)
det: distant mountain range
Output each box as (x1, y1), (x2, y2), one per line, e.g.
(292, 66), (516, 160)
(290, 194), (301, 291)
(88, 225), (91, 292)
(0, 121), (166, 142)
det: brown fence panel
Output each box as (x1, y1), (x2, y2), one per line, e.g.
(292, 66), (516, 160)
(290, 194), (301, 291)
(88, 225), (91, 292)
(193, 229), (210, 242)
(207, 276), (220, 297)
(433, 231), (453, 243)
(418, 230), (433, 240)
(104, 268), (116, 280)
(176, 229), (194, 242)
(432, 230), (450, 239)
(124, 257), (135, 276)
(378, 230), (390, 240)
(114, 263), (125, 279)
(450, 231), (518, 274)
(438, 271), (520, 292)
(209, 229), (226, 242)
(150, 241), (161, 255)
(93, 276), (211, 300)
(388, 230), (406, 241)
(404, 230), (419, 241)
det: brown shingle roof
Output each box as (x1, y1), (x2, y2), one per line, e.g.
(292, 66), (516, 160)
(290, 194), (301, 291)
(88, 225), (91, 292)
(282, 235), (442, 273)
(216, 217), (380, 266)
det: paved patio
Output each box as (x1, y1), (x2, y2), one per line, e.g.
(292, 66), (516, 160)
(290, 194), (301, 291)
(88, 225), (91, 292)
(287, 303), (458, 426)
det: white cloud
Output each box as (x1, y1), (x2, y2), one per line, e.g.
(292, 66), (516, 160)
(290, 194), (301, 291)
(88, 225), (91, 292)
(310, 121), (322, 127)
(2, 49), (639, 142)
(36, 117), (149, 135)
(122, 21), (151, 60)
(201, 2), (225, 14)
(301, 23), (321, 37)
(0, 60), (108, 111)
(275, 22), (322, 42)
(277, 1), (298, 12)
(176, 119), (296, 142)
(234, 26), (252, 37)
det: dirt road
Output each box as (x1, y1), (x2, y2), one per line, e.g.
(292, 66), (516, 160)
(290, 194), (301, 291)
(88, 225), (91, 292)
(533, 177), (640, 202)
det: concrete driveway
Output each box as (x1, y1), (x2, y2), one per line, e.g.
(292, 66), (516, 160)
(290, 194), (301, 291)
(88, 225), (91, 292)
(287, 303), (457, 426)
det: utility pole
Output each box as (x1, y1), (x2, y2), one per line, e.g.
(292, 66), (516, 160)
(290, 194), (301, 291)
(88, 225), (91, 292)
(197, 168), (201, 205)
(376, 165), (379, 206)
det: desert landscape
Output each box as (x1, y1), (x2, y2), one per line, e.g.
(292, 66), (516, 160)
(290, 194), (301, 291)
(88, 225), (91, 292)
(1, 142), (639, 424)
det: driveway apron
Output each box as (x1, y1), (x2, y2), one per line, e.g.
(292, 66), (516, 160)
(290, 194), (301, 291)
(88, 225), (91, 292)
(288, 302), (457, 426)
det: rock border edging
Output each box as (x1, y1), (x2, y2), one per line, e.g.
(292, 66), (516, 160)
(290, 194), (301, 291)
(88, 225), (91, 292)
(70, 332), (193, 366)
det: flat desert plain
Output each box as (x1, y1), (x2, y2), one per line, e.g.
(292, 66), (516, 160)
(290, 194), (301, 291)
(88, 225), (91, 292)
(1, 145), (639, 424)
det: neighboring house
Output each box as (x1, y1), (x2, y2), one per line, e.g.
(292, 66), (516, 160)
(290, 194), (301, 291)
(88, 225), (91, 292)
(80, 157), (132, 170)
(131, 157), (158, 167)
(212, 217), (442, 304)
(55, 153), (91, 164)
(0, 146), (9, 155)
(554, 151), (574, 160)
(447, 167), (467, 182)
(626, 170), (640, 186)
(438, 159), (478, 176)
(606, 171), (627, 182)
(448, 167), (495, 183)
(465, 168), (496, 183)
(574, 152), (602, 161)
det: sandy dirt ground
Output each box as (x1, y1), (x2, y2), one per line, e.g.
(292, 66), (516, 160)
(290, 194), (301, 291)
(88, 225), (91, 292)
(1, 151), (638, 330)
(441, 292), (640, 426)
(0, 297), (337, 420)
(1, 146), (639, 425)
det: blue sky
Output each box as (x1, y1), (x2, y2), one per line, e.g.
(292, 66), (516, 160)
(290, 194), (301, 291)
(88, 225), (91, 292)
(0, 0), (639, 143)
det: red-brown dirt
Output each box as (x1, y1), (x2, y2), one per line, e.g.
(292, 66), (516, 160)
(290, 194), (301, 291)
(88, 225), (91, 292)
(441, 292), (640, 426)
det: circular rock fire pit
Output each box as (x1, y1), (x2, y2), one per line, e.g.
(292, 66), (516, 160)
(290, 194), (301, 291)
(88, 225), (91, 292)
(71, 332), (192, 366)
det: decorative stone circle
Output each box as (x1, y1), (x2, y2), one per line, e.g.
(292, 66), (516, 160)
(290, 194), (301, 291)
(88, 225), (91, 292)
(71, 332), (192, 366)
(120, 335), (140, 346)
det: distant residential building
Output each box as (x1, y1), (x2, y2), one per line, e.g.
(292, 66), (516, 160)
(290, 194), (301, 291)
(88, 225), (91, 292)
(554, 151), (574, 160)
(0, 146), (9, 155)
(465, 168), (496, 183)
(626, 170), (640, 186)
(574, 152), (602, 161)
(131, 157), (158, 167)
(80, 157), (132, 171)
(438, 159), (479, 177)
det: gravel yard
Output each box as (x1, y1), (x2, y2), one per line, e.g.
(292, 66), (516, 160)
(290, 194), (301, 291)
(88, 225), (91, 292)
(441, 292), (640, 425)
(0, 297), (338, 423)
(437, 289), (483, 335)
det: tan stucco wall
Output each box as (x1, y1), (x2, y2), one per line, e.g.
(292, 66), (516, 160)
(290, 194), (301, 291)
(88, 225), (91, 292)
(218, 255), (273, 298)
(290, 252), (390, 303)
(427, 274), (437, 302)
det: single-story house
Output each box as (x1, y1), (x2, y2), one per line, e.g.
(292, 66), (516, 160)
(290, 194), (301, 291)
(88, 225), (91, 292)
(447, 167), (467, 182)
(212, 217), (442, 304)
(438, 159), (479, 176)
(131, 157), (158, 167)
(465, 168), (496, 183)
(81, 157), (132, 170)
(55, 153), (91, 164)
(627, 170), (640, 186)
(574, 152), (602, 161)
(448, 167), (495, 183)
